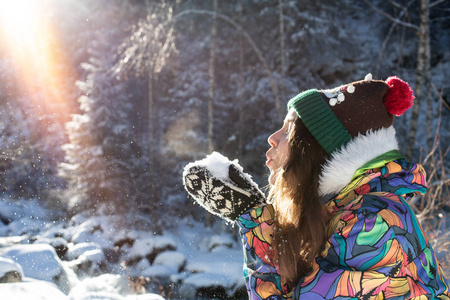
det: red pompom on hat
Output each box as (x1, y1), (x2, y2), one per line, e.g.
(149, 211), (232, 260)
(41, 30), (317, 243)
(383, 76), (415, 116)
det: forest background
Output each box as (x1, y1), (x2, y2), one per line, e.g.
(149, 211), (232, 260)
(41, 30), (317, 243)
(0, 0), (449, 290)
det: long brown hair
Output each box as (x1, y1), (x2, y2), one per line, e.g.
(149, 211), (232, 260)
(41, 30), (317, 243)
(269, 118), (330, 283)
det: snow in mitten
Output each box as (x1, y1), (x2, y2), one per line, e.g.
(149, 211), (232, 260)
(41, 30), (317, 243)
(182, 152), (266, 222)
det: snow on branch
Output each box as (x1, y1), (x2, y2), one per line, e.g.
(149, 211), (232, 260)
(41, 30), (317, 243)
(429, 0), (447, 8)
(362, 0), (419, 31)
(173, 9), (282, 122)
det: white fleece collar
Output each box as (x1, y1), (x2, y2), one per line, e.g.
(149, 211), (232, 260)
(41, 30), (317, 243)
(318, 126), (399, 196)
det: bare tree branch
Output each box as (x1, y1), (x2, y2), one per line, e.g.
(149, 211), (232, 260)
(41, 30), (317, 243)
(362, 0), (419, 31)
(375, 22), (396, 78)
(375, 0), (414, 76)
(431, 16), (450, 22)
(430, 0), (447, 8)
(432, 82), (450, 111)
(388, 0), (407, 10)
(172, 9), (282, 122)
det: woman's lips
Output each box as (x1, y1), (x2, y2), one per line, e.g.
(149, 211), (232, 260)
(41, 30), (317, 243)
(265, 153), (272, 167)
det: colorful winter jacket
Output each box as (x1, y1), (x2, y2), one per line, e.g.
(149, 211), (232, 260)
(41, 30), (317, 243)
(237, 154), (449, 299)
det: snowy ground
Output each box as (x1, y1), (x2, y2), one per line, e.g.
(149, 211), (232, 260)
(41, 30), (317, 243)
(0, 198), (247, 299)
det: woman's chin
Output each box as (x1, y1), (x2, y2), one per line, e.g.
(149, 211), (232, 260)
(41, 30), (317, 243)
(268, 172), (276, 185)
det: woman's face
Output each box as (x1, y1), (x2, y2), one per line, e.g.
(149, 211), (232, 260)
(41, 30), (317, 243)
(266, 109), (298, 185)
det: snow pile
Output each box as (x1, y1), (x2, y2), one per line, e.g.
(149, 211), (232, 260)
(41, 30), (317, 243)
(0, 243), (71, 293)
(153, 251), (186, 272)
(0, 198), (51, 236)
(0, 280), (165, 300)
(0, 256), (23, 280)
(126, 235), (176, 262)
(68, 274), (128, 297)
(66, 217), (115, 248)
(0, 280), (69, 300)
(67, 242), (103, 260)
(0, 198), (247, 299)
(0, 244), (64, 281)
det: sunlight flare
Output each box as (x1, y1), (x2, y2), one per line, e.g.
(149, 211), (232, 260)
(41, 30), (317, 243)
(0, 0), (40, 48)
(0, 0), (74, 122)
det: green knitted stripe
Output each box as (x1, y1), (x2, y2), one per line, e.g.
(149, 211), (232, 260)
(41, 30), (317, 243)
(287, 89), (352, 154)
(314, 123), (344, 141)
(303, 112), (331, 128)
(301, 105), (328, 120)
(295, 97), (320, 111)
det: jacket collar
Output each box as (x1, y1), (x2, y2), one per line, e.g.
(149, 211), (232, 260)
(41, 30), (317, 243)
(318, 126), (399, 196)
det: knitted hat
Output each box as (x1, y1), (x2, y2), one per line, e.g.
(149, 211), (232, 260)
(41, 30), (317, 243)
(287, 74), (414, 155)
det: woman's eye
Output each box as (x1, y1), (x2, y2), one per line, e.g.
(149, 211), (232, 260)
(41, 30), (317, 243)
(284, 125), (291, 135)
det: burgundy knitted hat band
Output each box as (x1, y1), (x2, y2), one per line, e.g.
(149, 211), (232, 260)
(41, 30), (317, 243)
(287, 74), (415, 155)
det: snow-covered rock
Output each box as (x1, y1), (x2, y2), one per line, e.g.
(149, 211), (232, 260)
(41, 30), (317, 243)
(0, 256), (23, 283)
(66, 215), (123, 250)
(129, 258), (151, 277)
(0, 198), (48, 223)
(181, 245), (245, 299)
(66, 243), (107, 276)
(179, 272), (236, 299)
(0, 202), (246, 299)
(125, 294), (165, 300)
(69, 291), (165, 300)
(51, 237), (70, 258)
(153, 251), (186, 272)
(0, 222), (8, 236)
(127, 237), (153, 261)
(141, 264), (175, 278)
(68, 274), (129, 298)
(35, 236), (69, 259)
(0, 244), (71, 293)
(7, 218), (46, 236)
(208, 234), (235, 251)
(81, 249), (106, 265)
(38, 221), (67, 240)
(152, 236), (177, 250)
(66, 242), (102, 260)
(0, 280), (69, 300)
(127, 235), (177, 265)
(71, 292), (125, 300)
(70, 219), (113, 248)
(0, 235), (26, 248)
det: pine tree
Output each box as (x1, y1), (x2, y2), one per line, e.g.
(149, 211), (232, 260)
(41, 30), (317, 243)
(0, 57), (66, 200)
(115, 0), (177, 206)
(60, 36), (147, 216)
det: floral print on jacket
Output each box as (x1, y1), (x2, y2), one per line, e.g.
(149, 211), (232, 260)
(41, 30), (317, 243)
(237, 158), (450, 299)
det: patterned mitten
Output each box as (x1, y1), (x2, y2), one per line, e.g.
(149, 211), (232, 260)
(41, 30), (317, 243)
(183, 152), (266, 222)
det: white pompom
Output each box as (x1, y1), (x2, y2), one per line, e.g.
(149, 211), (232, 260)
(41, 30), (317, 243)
(347, 85), (355, 93)
(329, 98), (337, 106)
(337, 94), (345, 102)
(364, 73), (373, 81)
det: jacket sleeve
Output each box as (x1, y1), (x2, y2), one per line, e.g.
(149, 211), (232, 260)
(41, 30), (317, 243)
(236, 202), (396, 300)
(236, 204), (293, 299)
(237, 196), (450, 299)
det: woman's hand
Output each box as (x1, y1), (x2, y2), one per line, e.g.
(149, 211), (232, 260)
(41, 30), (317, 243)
(183, 152), (266, 222)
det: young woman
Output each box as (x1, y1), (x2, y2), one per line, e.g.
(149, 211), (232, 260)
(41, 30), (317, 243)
(183, 74), (449, 299)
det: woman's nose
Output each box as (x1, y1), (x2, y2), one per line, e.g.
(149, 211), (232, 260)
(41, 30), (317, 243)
(268, 131), (278, 147)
